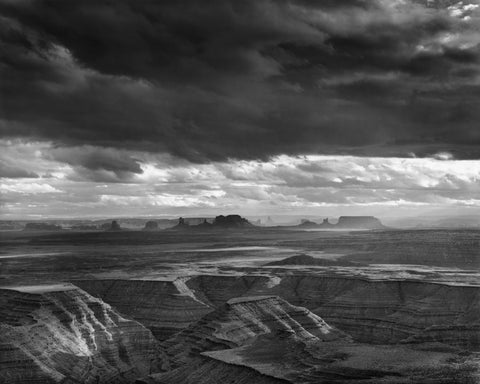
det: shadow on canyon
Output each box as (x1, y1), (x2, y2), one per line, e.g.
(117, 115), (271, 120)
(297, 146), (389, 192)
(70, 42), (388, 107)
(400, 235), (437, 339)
(0, 227), (479, 383)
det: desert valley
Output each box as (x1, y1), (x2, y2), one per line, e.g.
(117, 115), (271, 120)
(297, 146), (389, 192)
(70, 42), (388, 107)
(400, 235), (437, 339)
(0, 216), (479, 383)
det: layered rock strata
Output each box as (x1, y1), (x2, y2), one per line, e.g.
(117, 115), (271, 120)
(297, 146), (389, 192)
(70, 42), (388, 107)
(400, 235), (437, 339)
(186, 275), (480, 348)
(136, 355), (290, 384)
(75, 278), (213, 341)
(139, 294), (479, 384)
(77, 275), (480, 349)
(0, 285), (164, 383)
(162, 296), (347, 367)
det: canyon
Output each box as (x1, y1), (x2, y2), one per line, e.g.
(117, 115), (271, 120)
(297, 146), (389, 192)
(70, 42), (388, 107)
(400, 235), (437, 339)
(75, 274), (480, 348)
(0, 227), (479, 382)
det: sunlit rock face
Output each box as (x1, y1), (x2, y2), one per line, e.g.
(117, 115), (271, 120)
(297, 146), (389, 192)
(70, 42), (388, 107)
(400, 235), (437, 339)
(0, 285), (164, 383)
(168, 295), (347, 352)
(185, 275), (480, 348)
(151, 295), (348, 382)
(137, 291), (479, 384)
(75, 279), (213, 341)
(76, 275), (480, 350)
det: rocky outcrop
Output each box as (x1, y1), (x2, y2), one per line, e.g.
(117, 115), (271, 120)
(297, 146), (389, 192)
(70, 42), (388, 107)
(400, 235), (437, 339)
(162, 295), (348, 369)
(143, 221), (159, 231)
(136, 288), (479, 384)
(168, 215), (253, 230)
(0, 285), (164, 383)
(320, 218), (334, 228)
(168, 217), (191, 230)
(335, 216), (384, 229)
(402, 324), (480, 349)
(200, 337), (480, 384)
(213, 215), (253, 228)
(185, 275), (480, 348)
(293, 216), (385, 230)
(75, 279), (213, 341)
(265, 254), (356, 266)
(298, 219), (319, 228)
(102, 220), (122, 231)
(137, 355), (290, 384)
(75, 275), (480, 350)
(184, 275), (273, 307)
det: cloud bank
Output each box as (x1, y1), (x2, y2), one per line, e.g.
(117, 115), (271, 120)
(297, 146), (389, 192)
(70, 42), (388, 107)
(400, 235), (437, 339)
(1, 140), (479, 218)
(1, 1), (479, 218)
(1, 0), (480, 162)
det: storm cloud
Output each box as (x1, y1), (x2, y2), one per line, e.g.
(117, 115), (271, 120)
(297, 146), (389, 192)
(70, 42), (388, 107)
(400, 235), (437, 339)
(1, 0), (480, 161)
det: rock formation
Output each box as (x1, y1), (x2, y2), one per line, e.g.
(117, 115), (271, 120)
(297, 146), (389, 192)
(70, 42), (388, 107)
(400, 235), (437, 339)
(136, 356), (289, 384)
(196, 219), (212, 229)
(2, 277), (478, 383)
(293, 216), (385, 230)
(185, 275), (480, 349)
(170, 217), (190, 230)
(197, 337), (479, 384)
(135, 288), (479, 384)
(157, 296), (348, 376)
(167, 215), (253, 230)
(143, 221), (159, 231)
(75, 275), (480, 350)
(102, 220), (122, 231)
(75, 279), (213, 341)
(335, 216), (385, 229)
(168, 295), (347, 353)
(298, 219), (319, 228)
(265, 254), (356, 266)
(0, 284), (164, 383)
(320, 217), (334, 228)
(212, 215), (252, 228)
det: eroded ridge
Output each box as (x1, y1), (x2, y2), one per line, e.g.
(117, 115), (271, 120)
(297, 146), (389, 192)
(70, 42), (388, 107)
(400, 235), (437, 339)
(0, 285), (164, 383)
(77, 275), (480, 349)
(74, 278), (213, 341)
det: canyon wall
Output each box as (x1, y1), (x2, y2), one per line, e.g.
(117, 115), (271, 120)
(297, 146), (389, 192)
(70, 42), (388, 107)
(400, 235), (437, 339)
(0, 286), (164, 383)
(74, 279), (213, 341)
(164, 295), (347, 362)
(187, 275), (480, 347)
(78, 275), (480, 349)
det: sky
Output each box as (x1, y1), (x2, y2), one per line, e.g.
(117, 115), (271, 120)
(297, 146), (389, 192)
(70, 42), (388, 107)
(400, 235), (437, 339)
(1, 0), (480, 220)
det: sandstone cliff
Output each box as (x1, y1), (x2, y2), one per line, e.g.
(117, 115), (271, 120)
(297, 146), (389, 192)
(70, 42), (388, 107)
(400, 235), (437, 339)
(76, 275), (480, 351)
(187, 275), (480, 348)
(0, 285), (164, 383)
(166, 295), (347, 355)
(75, 279), (212, 341)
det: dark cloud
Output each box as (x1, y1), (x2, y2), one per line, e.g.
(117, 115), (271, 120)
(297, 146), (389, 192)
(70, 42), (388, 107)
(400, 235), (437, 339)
(48, 146), (143, 182)
(1, 0), (480, 161)
(0, 162), (38, 178)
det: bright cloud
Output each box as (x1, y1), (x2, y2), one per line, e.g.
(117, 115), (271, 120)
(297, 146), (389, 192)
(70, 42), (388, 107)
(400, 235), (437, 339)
(1, 140), (479, 218)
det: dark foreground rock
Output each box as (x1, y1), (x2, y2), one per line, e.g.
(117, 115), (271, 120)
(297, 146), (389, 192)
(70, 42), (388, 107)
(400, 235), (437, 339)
(0, 285), (164, 383)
